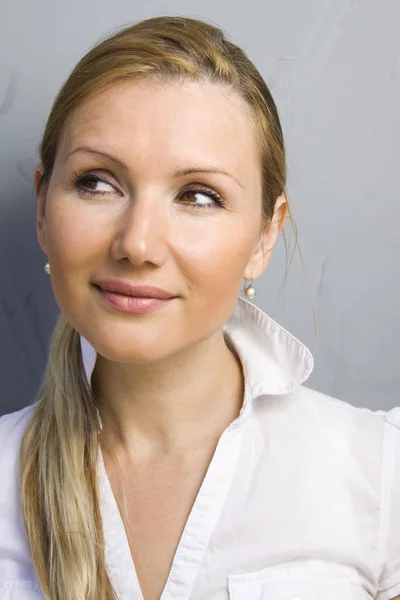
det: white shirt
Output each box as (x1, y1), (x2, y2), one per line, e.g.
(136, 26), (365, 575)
(1, 295), (400, 600)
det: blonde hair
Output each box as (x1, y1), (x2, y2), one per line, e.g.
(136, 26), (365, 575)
(20, 16), (304, 600)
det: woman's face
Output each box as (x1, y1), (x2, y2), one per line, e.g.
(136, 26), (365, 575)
(35, 80), (286, 363)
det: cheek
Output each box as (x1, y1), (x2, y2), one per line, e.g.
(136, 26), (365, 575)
(168, 221), (256, 346)
(176, 217), (256, 295)
(45, 202), (104, 268)
(44, 202), (107, 313)
(44, 195), (258, 300)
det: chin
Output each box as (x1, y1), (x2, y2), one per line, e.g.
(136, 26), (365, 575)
(80, 325), (182, 366)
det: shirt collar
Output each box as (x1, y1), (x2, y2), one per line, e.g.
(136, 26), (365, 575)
(80, 295), (314, 400)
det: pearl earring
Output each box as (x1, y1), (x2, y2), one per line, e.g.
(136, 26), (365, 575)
(44, 262), (51, 274)
(244, 277), (256, 299)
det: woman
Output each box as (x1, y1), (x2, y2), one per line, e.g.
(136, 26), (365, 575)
(0, 15), (399, 600)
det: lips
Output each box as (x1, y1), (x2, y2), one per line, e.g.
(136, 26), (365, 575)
(93, 279), (175, 299)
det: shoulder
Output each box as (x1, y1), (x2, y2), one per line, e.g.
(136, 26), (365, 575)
(279, 387), (400, 499)
(385, 405), (400, 429)
(0, 404), (36, 462)
(376, 406), (400, 597)
(288, 384), (389, 430)
(0, 403), (36, 517)
(254, 385), (393, 482)
(0, 403), (36, 432)
(294, 383), (386, 414)
(0, 404), (38, 582)
(295, 386), (400, 446)
(295, 385), (393, 456)
(258, 383), (389, 438)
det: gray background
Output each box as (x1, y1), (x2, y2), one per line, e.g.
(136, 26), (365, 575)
(1, 0), (399, 417)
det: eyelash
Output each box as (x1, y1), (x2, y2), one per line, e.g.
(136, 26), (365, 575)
(71, 171), (226, 211)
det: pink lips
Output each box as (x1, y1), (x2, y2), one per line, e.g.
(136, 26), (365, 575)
(93, 279), (176, 314)
(94, 279), (175, 298)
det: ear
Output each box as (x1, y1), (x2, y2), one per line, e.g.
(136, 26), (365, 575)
(34, 164), (48, 255)
(244, 194), (288, 281)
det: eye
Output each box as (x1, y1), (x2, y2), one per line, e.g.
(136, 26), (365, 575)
(72, 172), (226, 210)
(179, 186), (226, 210)
(72, 172), (120, 197)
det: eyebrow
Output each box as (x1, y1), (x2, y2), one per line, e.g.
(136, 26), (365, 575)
(66, 146), (128, 170)
(66, 146), (244, 188)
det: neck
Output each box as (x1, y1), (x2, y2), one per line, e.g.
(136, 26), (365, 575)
(91, 329), (244, 459)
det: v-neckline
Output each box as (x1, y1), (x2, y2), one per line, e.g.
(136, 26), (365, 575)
(97, 423), (245, 600)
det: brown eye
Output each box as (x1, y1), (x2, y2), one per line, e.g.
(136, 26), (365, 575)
(73, 173), (119, 197)
(179, 187), (225, 211)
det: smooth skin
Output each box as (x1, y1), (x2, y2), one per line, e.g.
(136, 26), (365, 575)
(35, 80), (288, 600)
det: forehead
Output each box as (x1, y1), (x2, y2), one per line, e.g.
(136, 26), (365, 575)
(60, 80), (260, 180)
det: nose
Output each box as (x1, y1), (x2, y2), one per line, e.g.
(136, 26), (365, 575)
(110, 191), (170, 267)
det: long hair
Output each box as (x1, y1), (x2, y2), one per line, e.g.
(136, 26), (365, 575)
(19, 16), (287, 600)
